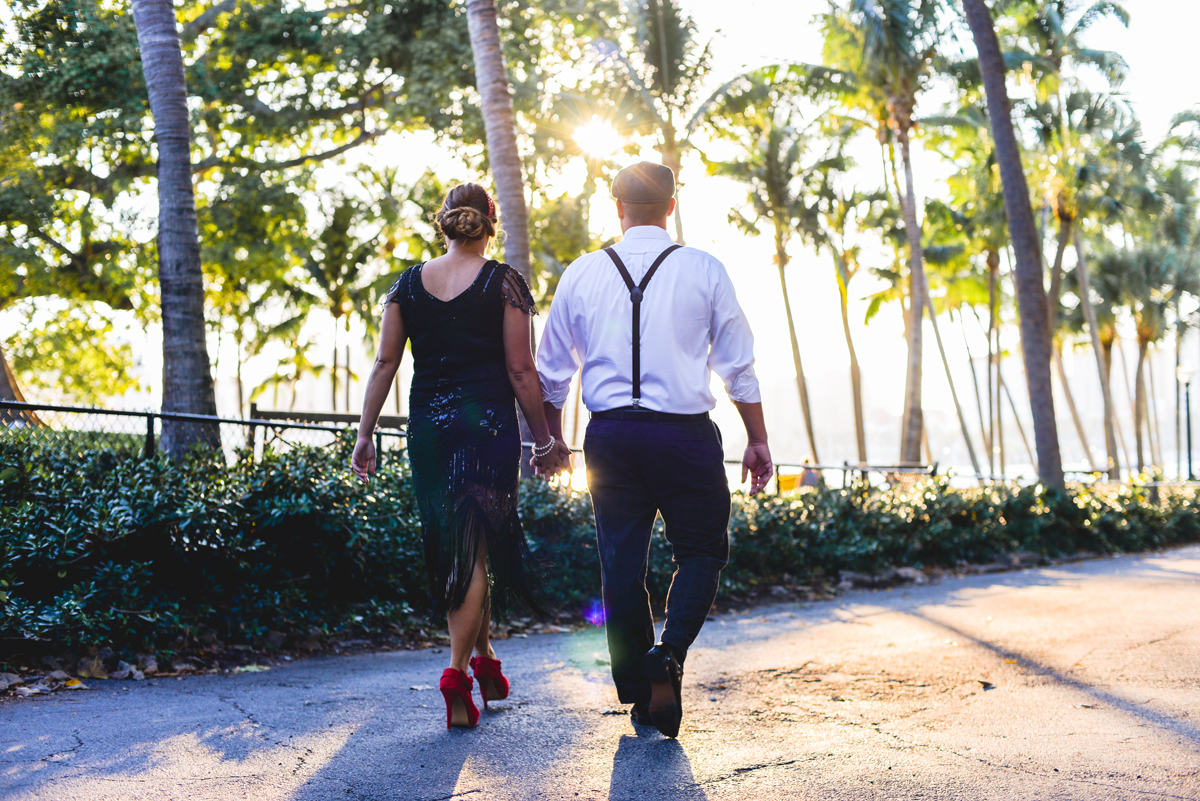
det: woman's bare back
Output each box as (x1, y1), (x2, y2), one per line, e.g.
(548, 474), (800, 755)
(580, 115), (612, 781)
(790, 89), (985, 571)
(419, 253), (489, 303)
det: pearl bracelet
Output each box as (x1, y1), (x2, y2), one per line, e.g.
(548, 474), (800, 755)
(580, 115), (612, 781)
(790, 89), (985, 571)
(532, 436), (556, 458)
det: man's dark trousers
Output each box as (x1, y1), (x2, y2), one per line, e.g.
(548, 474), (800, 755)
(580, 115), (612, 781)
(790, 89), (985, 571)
(584, 416), (731, 705)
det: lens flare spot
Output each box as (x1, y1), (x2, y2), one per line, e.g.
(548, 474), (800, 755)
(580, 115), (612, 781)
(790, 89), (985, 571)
(573, 116), (624, 157)
(583, 599), (606, 627)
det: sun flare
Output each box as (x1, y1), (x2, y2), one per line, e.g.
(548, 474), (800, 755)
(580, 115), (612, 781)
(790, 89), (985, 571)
(573, 117), (624, 157)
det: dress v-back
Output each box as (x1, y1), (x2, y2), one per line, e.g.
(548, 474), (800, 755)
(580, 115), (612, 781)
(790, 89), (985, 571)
(386, 259), (540, 615)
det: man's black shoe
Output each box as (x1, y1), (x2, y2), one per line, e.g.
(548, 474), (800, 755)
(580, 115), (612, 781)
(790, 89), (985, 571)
(630, 701), (654, 727)
(642, 644), (683, 738)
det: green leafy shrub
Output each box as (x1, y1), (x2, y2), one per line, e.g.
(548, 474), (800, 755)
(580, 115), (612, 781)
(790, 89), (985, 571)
(2, 432), (1198, 653)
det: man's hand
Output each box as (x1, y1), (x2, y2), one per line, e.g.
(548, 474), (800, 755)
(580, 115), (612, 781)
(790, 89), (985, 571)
(741, 442), (773, 495)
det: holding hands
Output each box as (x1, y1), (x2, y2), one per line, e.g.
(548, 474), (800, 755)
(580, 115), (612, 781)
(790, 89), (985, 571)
(530, 437), (573, 479)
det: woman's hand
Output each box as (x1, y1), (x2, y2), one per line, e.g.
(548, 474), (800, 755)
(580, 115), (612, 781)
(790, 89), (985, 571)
(530, 440), (572, 479)
(351, 437), (376, 483)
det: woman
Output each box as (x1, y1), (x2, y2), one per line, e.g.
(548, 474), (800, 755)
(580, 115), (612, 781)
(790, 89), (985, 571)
(351, 183), (567, 730)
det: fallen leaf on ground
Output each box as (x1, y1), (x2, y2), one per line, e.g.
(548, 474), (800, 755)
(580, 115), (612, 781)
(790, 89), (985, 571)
(237, 665), (270, 673)
(410, 685), (433, 691)
(978, 680), (996, 690)
(64, 679), (86, 689)
(76, 657), (107, 680)
(1074, 703), (1099, 709)
(1004, 659), (1017, 664)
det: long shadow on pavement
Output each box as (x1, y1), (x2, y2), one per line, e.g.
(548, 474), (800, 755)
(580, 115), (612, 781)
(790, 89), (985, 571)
(608, 734), (707, 801)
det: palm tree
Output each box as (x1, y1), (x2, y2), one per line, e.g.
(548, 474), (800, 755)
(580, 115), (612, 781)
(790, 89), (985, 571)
(808, 169), (886, 464)
(707, 75), (823, 461)
(961, 0), (1065, 488)
(592, 0), (741, 244)
(131, 0), (217, 453)
(923, 98), (1013, 475)
(251, 339), (328, 411)
(299, 196), (377, 412)
(1000, 0), (1130, 321)
(466, 0), (531, 282)
(818, 0), (947, 464)
(1096, 246), (1176, 474)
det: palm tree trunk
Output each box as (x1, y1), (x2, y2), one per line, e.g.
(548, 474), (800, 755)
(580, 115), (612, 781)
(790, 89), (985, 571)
(235, 337), (245, 417)
(1000, 368), (1037, 473)
(132, 0), (217, 454)
(962, 0), (1063, 489)
(1046, 208), (1071, 334)
(961, 310), (990, 469)
(1147, 347), (1163, 467)
(661, 133), (685, 245)
(926, 295), (982, 479)
(1073, 231), (1120, 479)
(331, 317), (339, 412)
(466, 0), (532, 283)
(997, 353), (1006, 477)
(776, 239), (819, 463)
(1053, 346), (1099, 472)
(0, 341), (42, 427)
(1116, 335), (1139, 448)
(1176, 332), (1183, 478)
(1102, 336), (1133, 472)
(834, 252), (867, 463)
(0, 341), (28, 404)
(1134, 337), (1148, 474)
(894, 124), (926, 464)
(986, 250), (997, 474)
(344, 316), (350, 413)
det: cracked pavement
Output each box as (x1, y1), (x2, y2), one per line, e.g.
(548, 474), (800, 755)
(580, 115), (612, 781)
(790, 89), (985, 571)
(2, 545), (1198, 800)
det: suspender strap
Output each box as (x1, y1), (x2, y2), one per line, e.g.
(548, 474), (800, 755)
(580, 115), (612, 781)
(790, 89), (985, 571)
(603, 244), (683, 406)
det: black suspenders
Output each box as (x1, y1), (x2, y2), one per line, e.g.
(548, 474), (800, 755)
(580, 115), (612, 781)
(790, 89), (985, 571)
(603, 244), (683, 406)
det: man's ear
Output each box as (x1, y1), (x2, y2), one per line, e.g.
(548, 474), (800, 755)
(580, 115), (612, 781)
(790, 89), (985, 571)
(616, 199), (625, 222)
(667, 197), (677, 218)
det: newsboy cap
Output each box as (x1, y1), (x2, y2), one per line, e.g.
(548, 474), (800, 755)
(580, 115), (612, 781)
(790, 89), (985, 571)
(611, 161), (676, 203)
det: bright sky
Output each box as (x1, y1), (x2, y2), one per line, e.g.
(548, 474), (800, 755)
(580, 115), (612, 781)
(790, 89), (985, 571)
(13, 0), (1200, 480)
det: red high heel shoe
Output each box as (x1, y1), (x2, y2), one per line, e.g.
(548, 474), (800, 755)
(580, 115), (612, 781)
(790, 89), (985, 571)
(440, 668), (479, 729)
(469, 655), (510, 709)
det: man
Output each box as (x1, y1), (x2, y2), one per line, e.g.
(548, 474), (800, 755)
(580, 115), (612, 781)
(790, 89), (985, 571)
(537, 162), (773, 738)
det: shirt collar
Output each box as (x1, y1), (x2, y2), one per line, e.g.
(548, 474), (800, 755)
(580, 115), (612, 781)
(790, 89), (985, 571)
(621, 225), (674, 243)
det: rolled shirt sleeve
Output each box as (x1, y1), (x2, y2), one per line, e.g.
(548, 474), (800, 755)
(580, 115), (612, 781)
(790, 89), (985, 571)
(537, 279), (579, 409)
(707, 261), (762, 404)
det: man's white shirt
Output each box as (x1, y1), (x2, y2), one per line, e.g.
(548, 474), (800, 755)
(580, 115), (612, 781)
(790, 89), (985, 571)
(537, 225), (761, 414)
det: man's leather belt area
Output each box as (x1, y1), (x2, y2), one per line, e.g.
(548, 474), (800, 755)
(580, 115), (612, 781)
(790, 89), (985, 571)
(591, 407), (710, 423)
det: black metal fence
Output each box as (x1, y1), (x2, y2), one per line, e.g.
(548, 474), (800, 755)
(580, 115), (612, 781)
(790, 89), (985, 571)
(3, 400), (955, 493)
(0, 400), (407, 465)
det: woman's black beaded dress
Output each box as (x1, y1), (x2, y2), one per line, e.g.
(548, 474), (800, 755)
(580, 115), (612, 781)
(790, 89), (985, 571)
(386, 260), (540, 616)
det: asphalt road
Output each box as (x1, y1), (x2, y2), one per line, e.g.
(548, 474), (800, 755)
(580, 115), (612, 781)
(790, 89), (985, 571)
(3, 545), (1199, 800)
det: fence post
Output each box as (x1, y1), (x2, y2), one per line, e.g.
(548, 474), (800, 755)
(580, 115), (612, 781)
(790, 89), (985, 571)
(144, 413), (156, 458)
(247, 403), (257, 463)
(375, 430), (383, 469)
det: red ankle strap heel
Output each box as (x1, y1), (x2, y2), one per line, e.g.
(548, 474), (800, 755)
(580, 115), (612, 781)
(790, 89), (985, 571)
(469, 655), (510, 709)
(440, 668), (479, 729)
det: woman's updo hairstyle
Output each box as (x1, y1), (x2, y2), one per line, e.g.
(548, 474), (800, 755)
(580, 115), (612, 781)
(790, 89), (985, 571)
(435, 183), (498, 242)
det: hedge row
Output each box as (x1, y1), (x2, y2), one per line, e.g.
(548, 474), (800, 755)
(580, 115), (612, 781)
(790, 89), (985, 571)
(2, 431), (1198, 653)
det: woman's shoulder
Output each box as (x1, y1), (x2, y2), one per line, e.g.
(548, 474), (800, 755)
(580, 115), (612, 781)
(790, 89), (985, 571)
(490, 261), (537, 315)
(384, 263), (422, 305)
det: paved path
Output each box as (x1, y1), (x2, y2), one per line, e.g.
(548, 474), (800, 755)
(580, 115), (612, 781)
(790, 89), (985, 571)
(3, 546), (1199, 800)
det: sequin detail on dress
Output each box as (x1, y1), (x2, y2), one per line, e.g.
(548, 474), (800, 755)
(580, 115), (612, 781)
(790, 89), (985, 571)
(385, 261), (541, 617)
